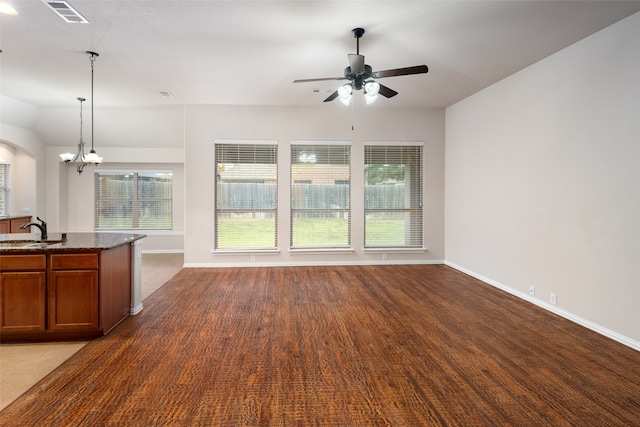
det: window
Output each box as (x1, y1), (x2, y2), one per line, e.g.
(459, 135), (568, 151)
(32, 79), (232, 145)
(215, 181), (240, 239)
(0, 163), (9, 217)
(290, 142), (351, 249)
(364, 143), (423, 248)
(95, 171), (173, 230)
(214, 141), (278, 250)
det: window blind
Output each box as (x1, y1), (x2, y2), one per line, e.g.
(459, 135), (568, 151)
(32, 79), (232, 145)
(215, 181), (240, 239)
(290, 142), (351, 249)
(214, 141), (278, 250)
(0, 163), (9, 217)
(364, 144), (423, 248)
(95, 171), (173, 230)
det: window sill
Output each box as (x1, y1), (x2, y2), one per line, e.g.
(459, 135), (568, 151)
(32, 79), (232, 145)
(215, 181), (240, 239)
(362, 247), (426, 253)
(95, 229), (182, 236)
(212, 249), (280, 255)
(289, 247), (354, 255)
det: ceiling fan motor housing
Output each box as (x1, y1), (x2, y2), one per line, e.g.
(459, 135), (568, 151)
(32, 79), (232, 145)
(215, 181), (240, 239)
(344, 64), (373, 90)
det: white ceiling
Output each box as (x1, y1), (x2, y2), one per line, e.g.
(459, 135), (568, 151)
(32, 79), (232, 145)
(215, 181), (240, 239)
(2, 1), (640, 110)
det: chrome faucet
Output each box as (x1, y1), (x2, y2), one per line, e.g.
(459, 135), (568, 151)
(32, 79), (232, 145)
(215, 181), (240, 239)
(19, 217), (48, 240)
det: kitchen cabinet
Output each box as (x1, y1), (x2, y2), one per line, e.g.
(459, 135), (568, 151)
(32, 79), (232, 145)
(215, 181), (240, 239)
(0, 216), (31, 234)
(0, 254), (47, 333)
(10, 216), (31, 233)
(48, 253), (100, 331)
(0, 241), (134, 342)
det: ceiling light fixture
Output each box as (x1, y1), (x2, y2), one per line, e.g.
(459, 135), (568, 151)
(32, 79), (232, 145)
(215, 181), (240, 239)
(338, 84), (353, 106)
(364, 80), (380, 105)
(42, 0), (88, 23)
(59, 97), (89, 173)
(336, 80), (381, 105)
(60, 51), (103, 173)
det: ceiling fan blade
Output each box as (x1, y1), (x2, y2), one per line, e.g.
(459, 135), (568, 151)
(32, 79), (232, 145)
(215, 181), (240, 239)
(323, 91), (339, 102)
(372, 65), (429, 79)
(378, 83), (398, 98)
(348, 54), (365, 75)
(293, 77), (345, 83)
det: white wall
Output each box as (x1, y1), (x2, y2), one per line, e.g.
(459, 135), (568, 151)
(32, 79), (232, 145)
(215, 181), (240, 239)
(445, 13), (640, 347)
(185, 104), (445, 267)
(35, 106), (185, 148)
(0, 97), (46, 219)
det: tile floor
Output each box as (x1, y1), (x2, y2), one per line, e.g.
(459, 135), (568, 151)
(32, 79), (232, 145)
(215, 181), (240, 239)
(0, 253), (184, 411)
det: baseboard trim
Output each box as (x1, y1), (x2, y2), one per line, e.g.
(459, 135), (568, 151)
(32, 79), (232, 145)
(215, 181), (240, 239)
(444, 261), (640, 352)
(183, 259), (445, 268)
(130, 304), (144, 315)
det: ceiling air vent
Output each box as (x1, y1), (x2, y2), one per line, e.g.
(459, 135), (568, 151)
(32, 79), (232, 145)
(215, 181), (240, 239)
(155, 91), (176, 100)
(42, 1), (88, 23)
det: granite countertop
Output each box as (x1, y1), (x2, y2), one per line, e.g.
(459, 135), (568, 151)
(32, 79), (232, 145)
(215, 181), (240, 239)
(0, 232), (146, 252)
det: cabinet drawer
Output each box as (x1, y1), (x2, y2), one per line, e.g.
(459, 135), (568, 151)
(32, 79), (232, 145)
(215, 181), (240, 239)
(0, 254), (47, 271)
(50, 253), (99, 270)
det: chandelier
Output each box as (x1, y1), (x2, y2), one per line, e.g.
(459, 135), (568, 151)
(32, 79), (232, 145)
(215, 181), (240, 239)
(60, 51), (103, 173)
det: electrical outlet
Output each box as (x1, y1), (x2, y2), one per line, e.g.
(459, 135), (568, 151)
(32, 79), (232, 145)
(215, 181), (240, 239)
(550, 293), (557, 306)
(529, 285), (535, 296)
(250, 255), (256, 262)
(382, 253), (388, 261)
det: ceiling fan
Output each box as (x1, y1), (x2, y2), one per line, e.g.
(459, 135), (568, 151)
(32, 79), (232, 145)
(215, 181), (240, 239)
(293, 28), (429, 104)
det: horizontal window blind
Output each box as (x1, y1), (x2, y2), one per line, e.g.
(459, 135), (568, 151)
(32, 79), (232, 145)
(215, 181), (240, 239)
(290, 143), (351, 249)
(95, 171), (173, 230)
(214, 142), (278, 250)
(364, 144), (423, 248)
(0, 163), (9, 216)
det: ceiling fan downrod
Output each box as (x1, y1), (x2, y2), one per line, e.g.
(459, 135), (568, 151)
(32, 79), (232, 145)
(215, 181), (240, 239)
(352, 27), (365, 55)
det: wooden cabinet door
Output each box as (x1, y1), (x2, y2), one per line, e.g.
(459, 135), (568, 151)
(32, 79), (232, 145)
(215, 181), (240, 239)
(10, 217), (31, 233)
(0, 272), (47, 332)
(48, 270), (99, 331)
(0, 219), (9, 234)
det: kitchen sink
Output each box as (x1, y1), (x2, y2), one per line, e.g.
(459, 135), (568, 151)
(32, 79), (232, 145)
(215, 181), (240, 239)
(0, 240), (64, 249)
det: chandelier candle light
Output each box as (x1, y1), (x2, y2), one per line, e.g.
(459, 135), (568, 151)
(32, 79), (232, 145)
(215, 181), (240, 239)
(60, 51), (103, 173)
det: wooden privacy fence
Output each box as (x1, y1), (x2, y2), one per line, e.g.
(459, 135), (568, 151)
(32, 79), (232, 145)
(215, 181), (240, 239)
(216, 182), (406, 218)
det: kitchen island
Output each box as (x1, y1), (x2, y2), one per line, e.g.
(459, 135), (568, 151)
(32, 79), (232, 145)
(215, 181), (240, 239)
(0, 232), (145, 342)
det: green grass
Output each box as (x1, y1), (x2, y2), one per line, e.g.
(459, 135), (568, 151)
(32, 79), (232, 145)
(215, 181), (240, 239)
(365, 219), (407, 246)
(216, 217), (276, 249)
(291, 218), (349, 247)
(96, 217), (171, 229)
(216, 217), (408, 248)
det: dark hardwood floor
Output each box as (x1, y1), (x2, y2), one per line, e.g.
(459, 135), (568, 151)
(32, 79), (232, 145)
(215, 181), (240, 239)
(1, 265), (638, 425)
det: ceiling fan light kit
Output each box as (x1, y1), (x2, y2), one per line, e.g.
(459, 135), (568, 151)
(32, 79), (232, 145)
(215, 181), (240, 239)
(293, 27), (428, 105)
(338, 84), (353, 105)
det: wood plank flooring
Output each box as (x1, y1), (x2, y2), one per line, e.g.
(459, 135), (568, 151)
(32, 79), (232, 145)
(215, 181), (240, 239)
(0, 265), (638, 425)
(0, 253), (184, 411)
